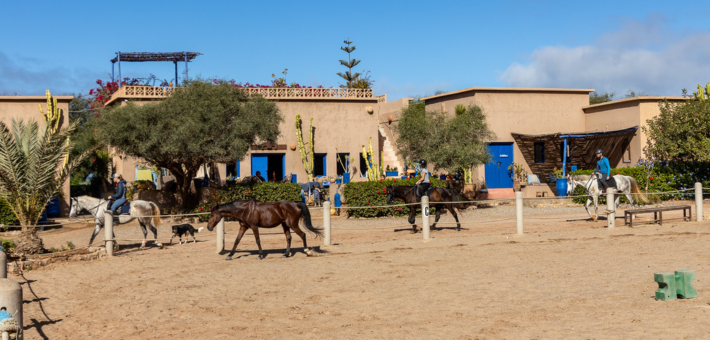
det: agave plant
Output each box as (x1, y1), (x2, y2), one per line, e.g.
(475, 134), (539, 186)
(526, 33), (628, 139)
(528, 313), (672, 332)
(0, 116), (91, 254)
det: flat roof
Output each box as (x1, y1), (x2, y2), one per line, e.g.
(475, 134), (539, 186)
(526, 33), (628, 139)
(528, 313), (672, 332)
(110, 52), (202, 63)
(582, 96), (688, 110)
(0, 96), (73, 102)
(421, 86), (595, 101)
(512, 126), (638, 138)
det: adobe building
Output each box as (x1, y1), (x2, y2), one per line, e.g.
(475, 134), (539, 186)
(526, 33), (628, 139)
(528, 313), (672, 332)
(0, 95), (73, 216)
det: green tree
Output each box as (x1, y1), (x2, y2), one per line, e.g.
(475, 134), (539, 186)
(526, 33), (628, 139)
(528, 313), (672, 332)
(394, 100), (442, 162)
(94, 79), (283, 207)
(644, 96), (710, 161)
(0, 92), (92, 254)
(589, 91), (615, 105)
(337, 39), (361, 88)
(69, 95), (111, 192)
(429, 104), (495, 183)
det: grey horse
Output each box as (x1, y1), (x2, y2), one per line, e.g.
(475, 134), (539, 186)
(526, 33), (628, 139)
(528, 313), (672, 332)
(567, 174), (647, 221)
(69, 195), (163, 249)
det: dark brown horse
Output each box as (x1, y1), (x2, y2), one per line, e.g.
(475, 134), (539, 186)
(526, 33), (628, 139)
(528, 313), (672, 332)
(206, 200), (323, 260)
(386, 185), (465, 233)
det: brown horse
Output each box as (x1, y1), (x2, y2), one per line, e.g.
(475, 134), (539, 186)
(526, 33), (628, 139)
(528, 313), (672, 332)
(206, 200), (323, 260)
(387, 185), (465, 233)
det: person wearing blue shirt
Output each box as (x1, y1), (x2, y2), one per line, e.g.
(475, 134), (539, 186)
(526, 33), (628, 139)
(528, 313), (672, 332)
(108, 173), (127, 214)
(594, 149), (611, 190)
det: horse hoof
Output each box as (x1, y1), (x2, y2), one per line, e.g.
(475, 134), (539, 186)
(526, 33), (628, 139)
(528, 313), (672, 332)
(157, 243), (164, 249)
(592, 216), (598, 222)
(226, 256), (233, 261)
(410, 230), (417, 234)
(258, 255), (264, 260)
(305, 250), (313, 257)
(282, 254), (290, 258)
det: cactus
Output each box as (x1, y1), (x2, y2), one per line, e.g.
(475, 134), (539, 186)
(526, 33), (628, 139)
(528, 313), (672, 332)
(335, 147), (349, 176)
(296, 114), (315, 182)
(693, 83), (710, 100)
(39, 90), (61, 133)
(361, 137), (381, 181)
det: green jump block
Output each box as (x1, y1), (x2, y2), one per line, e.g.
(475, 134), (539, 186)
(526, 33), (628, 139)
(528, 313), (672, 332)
(675, 270), (697, 299)
(655, 272), (677, 301)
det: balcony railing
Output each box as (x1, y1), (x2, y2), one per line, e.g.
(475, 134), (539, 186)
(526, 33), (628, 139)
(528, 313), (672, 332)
(107, 86), (385, 105)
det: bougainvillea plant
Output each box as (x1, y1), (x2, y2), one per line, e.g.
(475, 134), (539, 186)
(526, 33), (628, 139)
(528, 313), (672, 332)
(88, 78), (140, 109)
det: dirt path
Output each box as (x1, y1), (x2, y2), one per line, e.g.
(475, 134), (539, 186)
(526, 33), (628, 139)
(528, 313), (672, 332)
(12, 203), (710, 339)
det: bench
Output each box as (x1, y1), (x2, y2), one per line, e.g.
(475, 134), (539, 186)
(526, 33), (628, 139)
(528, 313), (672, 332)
(624, 205), (692, 227)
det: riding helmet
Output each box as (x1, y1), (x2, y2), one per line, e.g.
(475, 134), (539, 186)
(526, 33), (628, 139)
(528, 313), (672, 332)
(419, 159), (427, 167)
(595, 148), (604, 155)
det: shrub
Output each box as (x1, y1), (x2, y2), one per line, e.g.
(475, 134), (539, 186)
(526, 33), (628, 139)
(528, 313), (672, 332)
(343, 177), (446, 218)
(194, 182), (302, 221)
(0, 199), (18, 226)
(1, 239), (15, 257)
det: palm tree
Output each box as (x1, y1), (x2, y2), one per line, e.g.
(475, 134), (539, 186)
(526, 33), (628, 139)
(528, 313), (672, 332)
(0, 94), (91, 255)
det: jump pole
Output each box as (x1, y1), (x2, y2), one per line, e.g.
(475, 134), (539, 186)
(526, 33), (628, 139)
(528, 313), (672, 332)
(695, 182), (703, 222)
(216, 218), (225, 254)
(105, 211), (114, 256)
(606, 188), (615, 228)
(422, 196), (430, 240)
(0, 279), (21, 339)
(516, 191), (524, 234)
(323, 201), (331, 246)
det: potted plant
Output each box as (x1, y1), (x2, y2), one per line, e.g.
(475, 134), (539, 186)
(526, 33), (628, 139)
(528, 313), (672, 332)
(552, 167), (568, 197)
(385, 165), (399, 177)
(507, 163), (528, 192)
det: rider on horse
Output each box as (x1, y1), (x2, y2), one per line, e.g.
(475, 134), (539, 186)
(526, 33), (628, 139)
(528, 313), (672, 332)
(416, 159), (431, 200)
(594, 149), (611, 191)
(108, 173), (127, 215)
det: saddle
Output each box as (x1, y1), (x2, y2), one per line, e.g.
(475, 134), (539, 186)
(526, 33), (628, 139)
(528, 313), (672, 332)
(415, 185), (435, 200)
(596, 174), (617, 191)
(106, 200), (131, 215)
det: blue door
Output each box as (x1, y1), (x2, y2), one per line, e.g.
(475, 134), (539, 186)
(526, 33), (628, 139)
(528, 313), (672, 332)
(251, 154), (268, 180)
(485, 143), (514, 188)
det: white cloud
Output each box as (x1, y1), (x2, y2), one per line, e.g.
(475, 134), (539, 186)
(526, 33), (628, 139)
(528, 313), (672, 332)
(500, 15), (710, 96)
(0, 52), (102, 96)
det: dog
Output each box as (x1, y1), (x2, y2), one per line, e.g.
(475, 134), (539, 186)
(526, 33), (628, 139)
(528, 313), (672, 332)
(170, 224), (204, 244)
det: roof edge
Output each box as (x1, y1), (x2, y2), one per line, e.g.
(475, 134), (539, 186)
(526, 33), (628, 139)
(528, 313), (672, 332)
(511, 126), (639, 138)
(421, 86), (595, 101)
(582, 96), (688, 110)
(0, 96), (74, 101)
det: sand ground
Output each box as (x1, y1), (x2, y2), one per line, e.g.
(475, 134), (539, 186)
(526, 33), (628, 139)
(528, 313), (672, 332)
(9, 202), (710, 339)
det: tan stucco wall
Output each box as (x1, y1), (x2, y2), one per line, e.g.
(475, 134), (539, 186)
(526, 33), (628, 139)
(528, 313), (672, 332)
(0, 96), (72, 216)
(424, 90), (590, 184)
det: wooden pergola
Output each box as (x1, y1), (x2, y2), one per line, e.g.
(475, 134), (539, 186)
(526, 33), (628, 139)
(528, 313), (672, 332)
(512, 126), (638, 183)
(110, 52), (203, 87)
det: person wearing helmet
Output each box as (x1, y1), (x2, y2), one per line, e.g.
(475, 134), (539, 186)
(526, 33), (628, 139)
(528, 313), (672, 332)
(594, 149), (611, 191)
(108, 173), (127, 214)
(416, 159), (431, 200)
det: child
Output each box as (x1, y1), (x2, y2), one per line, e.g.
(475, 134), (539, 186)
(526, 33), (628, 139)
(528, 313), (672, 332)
(313, 186), (321, 207)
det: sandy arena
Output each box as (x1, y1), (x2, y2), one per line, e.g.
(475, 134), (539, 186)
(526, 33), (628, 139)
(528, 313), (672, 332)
(8, 202), (710, 339)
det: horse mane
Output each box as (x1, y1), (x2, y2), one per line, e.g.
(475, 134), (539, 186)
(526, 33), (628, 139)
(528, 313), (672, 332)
(569, 174), (591, 181)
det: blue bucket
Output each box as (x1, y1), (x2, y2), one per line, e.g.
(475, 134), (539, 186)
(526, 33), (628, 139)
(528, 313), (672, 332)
(556, 179), (568, 197)
(47, 197), (61, 218)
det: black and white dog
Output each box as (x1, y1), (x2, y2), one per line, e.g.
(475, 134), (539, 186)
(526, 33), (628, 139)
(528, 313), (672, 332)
(170, 224), (204, 244)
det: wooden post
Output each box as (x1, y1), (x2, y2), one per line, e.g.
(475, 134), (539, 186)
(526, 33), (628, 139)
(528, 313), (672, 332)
(695, 182), (703, 222)
(422, 196), (430, 240)
(0, 279), (22, 339)
(516, 191), (524, 235)
(216, 218), (225, 254)
(607, 188), (615, 228)
(323, 201), (331, 246)
(105, 211), (114, 256)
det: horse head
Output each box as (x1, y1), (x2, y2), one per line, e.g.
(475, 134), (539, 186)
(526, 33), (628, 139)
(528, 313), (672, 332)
(386, 186), (394, 205)
(206, 205), (222, 231)
(69, 197), (79, 218)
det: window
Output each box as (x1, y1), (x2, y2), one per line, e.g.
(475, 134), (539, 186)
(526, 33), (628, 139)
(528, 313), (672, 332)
(534, 142), (545, 163)
(314, 154), (327, 177)
(559, 142), (571, 163)
(336, 153), (349, 176)
(226, 160), (240, 178)
(623, 145), (631, 163)
(360, 153), (369, 177)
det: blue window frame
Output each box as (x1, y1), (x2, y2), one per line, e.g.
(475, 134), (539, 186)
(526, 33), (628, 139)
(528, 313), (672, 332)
(314, 153), (327, 177)
(226, 160), (240, 178)
(336, 153), (349, 176)
(534, 142), (545, 163)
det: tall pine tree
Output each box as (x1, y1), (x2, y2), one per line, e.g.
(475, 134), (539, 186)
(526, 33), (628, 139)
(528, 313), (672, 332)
(337, 39), (361, 88)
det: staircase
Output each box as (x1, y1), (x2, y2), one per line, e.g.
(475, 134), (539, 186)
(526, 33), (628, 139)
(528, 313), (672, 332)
(378, 124), (403, 174)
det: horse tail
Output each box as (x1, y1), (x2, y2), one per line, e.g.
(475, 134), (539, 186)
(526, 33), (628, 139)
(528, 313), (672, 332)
(150, 202), (162, 226)
(629, 177), (648, 203)
(449, 188), (468, 210)
(297, 202), (323, 238)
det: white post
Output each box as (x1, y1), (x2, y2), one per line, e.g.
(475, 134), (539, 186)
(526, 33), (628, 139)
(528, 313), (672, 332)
(105, 211), (114, 257)
(0, 279), (22, 339)
(607, 187), (615, 228)
(695, 182), (703, 222)
(216, 218), (225, 254)
(323, 201), (331, 246)
(422, 196), (430, 240)
(0, 252), (7, 279)
(516, 191), (524, 235)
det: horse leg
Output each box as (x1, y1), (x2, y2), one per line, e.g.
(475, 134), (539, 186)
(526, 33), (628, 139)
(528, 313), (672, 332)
(88, 223), (103, 246)
(291, 226), (313, 256)
(593, 196), (599, 221)
(226, 223), (249, 261)
(408, 206), (418, 234)
(449, 203), (461, 231)
(251, 226), (264, 260)
(281, 223), (292, 258)
(148, 222), (162, 249)
(431, 205), (442, 231)
(138, 222), (148, 250)
(585, 198), (593, 220)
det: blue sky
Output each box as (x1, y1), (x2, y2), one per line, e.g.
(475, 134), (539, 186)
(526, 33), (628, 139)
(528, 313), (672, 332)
(2, 1), (710, 100)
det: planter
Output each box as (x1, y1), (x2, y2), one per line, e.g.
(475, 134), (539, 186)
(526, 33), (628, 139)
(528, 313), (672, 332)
(513, 181), (521, 192)
(386, 171), (398, 177)
(463, 183), (477, 200)
(342, 173), (350, 184)
(556, 179), (568, 197)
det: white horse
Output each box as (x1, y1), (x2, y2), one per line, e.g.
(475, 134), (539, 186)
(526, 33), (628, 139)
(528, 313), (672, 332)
(567, 174), (647, 221)
(69, 196), (163, 249)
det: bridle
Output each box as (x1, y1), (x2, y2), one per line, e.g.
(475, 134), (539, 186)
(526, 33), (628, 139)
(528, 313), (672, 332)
(71, 197), (107, 218)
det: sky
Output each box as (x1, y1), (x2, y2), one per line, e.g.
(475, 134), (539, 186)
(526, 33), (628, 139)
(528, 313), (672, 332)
(2, 1), (710, 100)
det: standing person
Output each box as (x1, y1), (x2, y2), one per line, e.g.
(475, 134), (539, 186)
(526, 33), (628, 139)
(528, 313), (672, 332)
(415, 159), (431, 200)
(108, 173), (127, 214)
(594, 149), (611, 191)
(313, 186), (321, 207)
(271, 171), (278, 182)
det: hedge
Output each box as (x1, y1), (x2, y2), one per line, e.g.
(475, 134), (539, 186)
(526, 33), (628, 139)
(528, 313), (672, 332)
(194, 182), (303, 221)
(343, 177), (447, 218)
(569, 162), (710, 204)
